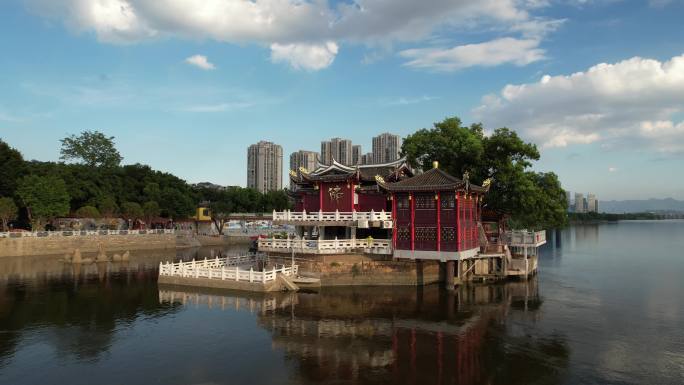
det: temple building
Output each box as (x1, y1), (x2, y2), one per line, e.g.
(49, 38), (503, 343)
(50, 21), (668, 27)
(259, 159), (546, 287)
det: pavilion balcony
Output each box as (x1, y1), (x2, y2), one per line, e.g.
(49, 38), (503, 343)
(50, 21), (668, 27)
(505, 230), (547, 247)
(258, 237), (392, 255)
(272, 210), (393, 227)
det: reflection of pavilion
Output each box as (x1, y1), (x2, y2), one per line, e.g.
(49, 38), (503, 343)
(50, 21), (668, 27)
(158, 281), (563, 385)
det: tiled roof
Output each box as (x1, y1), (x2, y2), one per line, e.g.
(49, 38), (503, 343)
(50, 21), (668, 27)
(378, 168), (487, 193)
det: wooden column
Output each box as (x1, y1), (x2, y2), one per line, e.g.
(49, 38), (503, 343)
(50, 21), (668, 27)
(446, 260), (455, 290)
(410, 193), (415, 252)
(456, 192), (461, 251)
(318, 183), (323, 211)
(436, 191), (441, 252)
(392, 194), (397, 249)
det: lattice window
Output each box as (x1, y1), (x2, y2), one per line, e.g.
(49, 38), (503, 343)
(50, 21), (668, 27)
(415, 227), (437, 241)
(397, 226), (411, 241)
(415, 194), (436, 209)
(396, 194), (410, 209)
(440, 193), (455, 209)
(441, 227), (456, 242)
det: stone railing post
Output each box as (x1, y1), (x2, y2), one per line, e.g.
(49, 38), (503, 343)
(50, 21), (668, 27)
(273, 209), (277, 220)
(381, 209), (386, 220)
(334, 236), (339, 250)
(335, 209), (340, 221)
(250, 267), (254, 282)
(370, 209), (376, 221)
(352, 210), (357, 220)
(235, 266), (239, 281)
(318, 210), (323, 220)
(302, 209), (307, 221)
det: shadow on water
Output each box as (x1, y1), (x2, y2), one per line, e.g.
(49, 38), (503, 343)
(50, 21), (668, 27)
(159, 281), (570, 385)
(0, 244), (571, 385)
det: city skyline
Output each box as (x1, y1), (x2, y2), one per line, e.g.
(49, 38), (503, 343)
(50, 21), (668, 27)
(1, 1), (683, 200)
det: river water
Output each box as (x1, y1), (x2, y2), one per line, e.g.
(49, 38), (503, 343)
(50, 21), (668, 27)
(0, 221), (682, 385)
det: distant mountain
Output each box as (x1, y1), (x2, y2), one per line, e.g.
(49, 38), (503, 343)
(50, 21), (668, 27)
(598, 198), (684, 213)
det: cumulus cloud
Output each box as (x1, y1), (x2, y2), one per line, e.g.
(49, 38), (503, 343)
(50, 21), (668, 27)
(400, 37), (546, 71)
(270, 42), (338, 71)
(473, 53), (684, 154)
(25, 0), (562, 70)
(185, 55), (216, 70)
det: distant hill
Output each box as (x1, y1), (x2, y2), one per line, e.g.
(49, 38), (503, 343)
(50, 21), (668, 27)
(598, 198), (684, 213)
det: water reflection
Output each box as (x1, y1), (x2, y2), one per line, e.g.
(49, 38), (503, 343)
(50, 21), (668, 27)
(160, 281), (569, 385)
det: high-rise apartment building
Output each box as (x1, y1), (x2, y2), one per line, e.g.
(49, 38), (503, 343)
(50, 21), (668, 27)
(289, 150), (319, 188)
(247, 141), (283, 193)
(574, 193), (585, 213)
(372, 133), (402, 164)
(361, 152), (373, 165)
(587, 194), (598, 213)
(321, 137), (353, 165)
(352, 145), (362, 165)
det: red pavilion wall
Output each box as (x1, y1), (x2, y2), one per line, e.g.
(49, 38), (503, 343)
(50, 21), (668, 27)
(320, 182), (354, 212)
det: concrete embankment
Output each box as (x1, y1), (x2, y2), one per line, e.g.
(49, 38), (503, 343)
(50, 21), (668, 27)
(0, 232), (257, 258)
(268, 253), (445, 287)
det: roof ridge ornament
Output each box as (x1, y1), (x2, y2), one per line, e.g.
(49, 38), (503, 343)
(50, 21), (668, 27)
(463, 171), (470, 191)
(289, 169), (298, 178)
(298, 166), (309, 175)
(482, 178), (492, 191)
(375, 175), (385, 184)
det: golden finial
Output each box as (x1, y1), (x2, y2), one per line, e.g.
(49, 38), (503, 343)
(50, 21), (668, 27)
(482, 178), (492, 188)
(289, 169), (297, 177)
(375, 175), (385, 184)
(298, 166), (309, 174)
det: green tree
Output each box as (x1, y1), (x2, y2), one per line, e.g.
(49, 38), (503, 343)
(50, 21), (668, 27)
(16, 175), (70, 230)
(60, 130), (122, 168)
(121, 202), (143, 221)
(209, 198), (233, 235)
(0, 139), (25, 197)
(0, 197), (18, 231)
(97, 196), (119, 218)
(402, 116), (567, 229)
(75, 205), (100, 218)
(142, 201), (161, 228)
(160, 187), (194, 219)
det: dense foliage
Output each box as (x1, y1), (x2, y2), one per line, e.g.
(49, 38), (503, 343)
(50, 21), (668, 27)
(16, 174), (71, 229)
(402, 117), (568, 230)
(0, 134), (291, 230)
(568, 212), (665, 222)
(0, 197), (18, 231)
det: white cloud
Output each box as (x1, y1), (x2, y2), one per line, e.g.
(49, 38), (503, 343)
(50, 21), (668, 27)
(185, 55), (216, 70)
(382, 95), (439, 106)
(399, 37), (545, 71)
(270, 42), (338, 71)
(183, 102), (253, 112)
(474, 53), (684, 154)
(25, 0), (562, 71)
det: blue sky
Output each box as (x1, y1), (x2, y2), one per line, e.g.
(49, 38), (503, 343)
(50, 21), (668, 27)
(1, 0), (683, 200)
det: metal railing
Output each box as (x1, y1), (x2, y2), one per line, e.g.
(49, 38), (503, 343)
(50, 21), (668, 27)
(272, 210), (392, 222)
(158, 255), (297, 283)
(258, 237), (392, 255)
(0, 229), (178, 239)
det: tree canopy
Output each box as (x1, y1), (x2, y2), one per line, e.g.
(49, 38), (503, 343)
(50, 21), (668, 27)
(402, 117), (567, 229)
(0, 139), (25, 197)
(16, 175), (71, 230)
(75, 205), (100, 218)
(60, 130), (122, 168)
(0, 197), (18, 231)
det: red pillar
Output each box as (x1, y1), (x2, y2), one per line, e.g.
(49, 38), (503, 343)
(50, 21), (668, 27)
(436, 191), (441, 252)
(318, 182), (323, 211)
(350, 182), (355, 211)
(392, 194), (397, 249)
(456, 192), (461, 251)
(410, 193), (415, 252)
